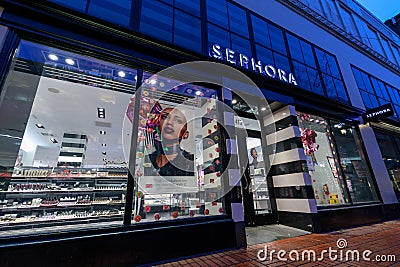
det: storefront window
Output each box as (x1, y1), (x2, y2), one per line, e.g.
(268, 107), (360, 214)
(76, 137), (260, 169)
(129, 73), (225, 223)
(297, 112), (379, 206)
(373, 131), (400, 199)
(0, 40), (136, 236)
(331, 121), (379, 203)
(297, 113), (349, 206)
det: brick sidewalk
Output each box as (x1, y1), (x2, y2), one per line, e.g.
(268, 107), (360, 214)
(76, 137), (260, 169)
(154, 220), (400, 266)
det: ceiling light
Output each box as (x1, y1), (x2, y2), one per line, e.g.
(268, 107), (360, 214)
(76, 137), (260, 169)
(232, 99), (237, 104)
(118, 71), (126, 78)
(50, 138), (58, 144)
(150, 79), (157, 85)
(101, 143), (106, 147)
(65, 58), (75, 65)
(195, 91), (201, 96)
(282, 112), (286, 116)
(48, 54), (58, 61)
(102, 151), (107, 155)
(103, 158), (107, 161)
(100, 131), (106, 135)
(261, 107), (267, 111)
(35, 123), (45, 129)
(97, 108), (105, 119)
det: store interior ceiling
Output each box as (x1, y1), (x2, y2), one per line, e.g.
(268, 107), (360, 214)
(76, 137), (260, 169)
(0, 70), (133, 168)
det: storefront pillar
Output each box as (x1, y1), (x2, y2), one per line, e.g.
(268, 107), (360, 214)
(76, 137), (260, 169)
(359, 124), (398, 204)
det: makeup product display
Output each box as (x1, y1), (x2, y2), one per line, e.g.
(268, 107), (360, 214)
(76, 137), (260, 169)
(0, 167), (127, 228)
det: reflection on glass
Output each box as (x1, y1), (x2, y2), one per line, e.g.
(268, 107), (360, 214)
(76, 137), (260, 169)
(0, 40), (136, 236)
(331, 121), (379, 203)
(130, 73), (225, 223)
(297, 113), (349, 206)
(246, 137), (271, 214)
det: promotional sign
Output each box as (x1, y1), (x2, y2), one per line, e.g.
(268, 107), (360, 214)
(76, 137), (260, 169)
(362, 103), (394, 122)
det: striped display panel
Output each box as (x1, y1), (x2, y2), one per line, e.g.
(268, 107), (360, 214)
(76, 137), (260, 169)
(57, 133), (87, 167)
(264, 105), (317, 214)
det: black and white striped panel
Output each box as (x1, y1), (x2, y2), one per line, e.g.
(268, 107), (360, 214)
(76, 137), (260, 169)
(265, 105), (317, 214)
(57, 133), (87, 167)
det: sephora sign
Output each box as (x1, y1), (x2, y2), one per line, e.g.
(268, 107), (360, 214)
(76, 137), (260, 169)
(209, 44), (297, 86)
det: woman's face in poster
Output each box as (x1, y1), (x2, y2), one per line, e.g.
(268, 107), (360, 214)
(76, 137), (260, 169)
(159, 108), (189, 142)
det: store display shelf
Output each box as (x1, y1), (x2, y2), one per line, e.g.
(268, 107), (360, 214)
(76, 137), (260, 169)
(1, 188), (126, 194)
(0, 202), (124, 211)
(0, 212), (123, 226)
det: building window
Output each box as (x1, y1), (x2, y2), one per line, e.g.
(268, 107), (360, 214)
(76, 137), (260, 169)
(140, 0), (173, 43)
(174, 10), (202, 52)
(0, 40), (137, 236)
(297, 112), (379, 206)
(87, 0), (132, 27)
(352, 67), (400, 121)
(49, 0), (88, 12)
(374, 131), (400, 200)
(131, 73), (225, 223)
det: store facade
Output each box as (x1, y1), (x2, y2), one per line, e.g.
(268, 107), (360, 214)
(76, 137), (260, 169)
(0, 0), (399, 266)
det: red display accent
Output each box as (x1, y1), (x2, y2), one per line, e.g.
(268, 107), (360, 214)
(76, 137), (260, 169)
(219, 207), (224, 214)
(134, 215), (141, 222)
(154, 213), (161, 221)
(144, 206), (151, 212)
(204, 209), (210, 215)
(189, 210), (195, 217)
(172, 211), (179, 218)
(162, 205), (170, 211)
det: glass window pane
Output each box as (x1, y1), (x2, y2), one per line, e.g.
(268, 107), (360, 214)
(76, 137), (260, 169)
(360, 71), (374, 94)
(331, 122), (379, 203)
(307, 67), (324, 95)
(300, 41), (317, 68)
(174, 11), (202, 52)
(255, 45), (274, 64)
(175, 0), (200, 17)
(208, 24), (230, 49)
(333, 78), (349, 103)
(206, 0), (228, 29)
(227, 3), (248, 38)
(326, 54), (340, 78)
(315, 48), (329, 74)
(286, 34), (303, 63)
(322, 74), (337, 99)
(88, 0), (132, 27)
(251, 15), (271, 48)
(297, 112), (350, 206)
(273, 52), (290, 72)
(360, 90), (373, 109)
(387, 86), (400, 103)
(50, 0), (87, 12)
(0, 40), (137, 236)
(132, 74), (225, 222)
(352, 68), (365, 90)
(292, 61), (311, 91)
(140, 0), (173, 42)
(231, 34), (251, 56)
(268, 24), (287, 55)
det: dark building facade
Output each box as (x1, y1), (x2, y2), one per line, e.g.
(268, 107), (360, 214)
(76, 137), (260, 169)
(0, 0), (399, 266)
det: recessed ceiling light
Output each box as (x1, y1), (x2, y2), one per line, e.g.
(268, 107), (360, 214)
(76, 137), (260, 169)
(232, 99), (237, 104)
(195, 91), (201, 96)
(48, 88), (60, 93)
(48, 54), (58, 61)
(97, 108), (105, 119)
(118, 71), (126, 78)
(50, 138), (58, 144)
(261, 107), (267, 111)
(65, 58), (75, 65)
(35, 123), (45, 129)
(150, 79), (157, 85)
(102, 151), (107, 155)
(100, 131), (106, 135)
(101, 143), (106, 147)
(103, 158), (107, 161)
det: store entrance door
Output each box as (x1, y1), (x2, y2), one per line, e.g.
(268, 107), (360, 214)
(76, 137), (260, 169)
(237, 128), (275, 226)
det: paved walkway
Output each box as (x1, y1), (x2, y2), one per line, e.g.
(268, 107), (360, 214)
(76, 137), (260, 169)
(154, 220), (400, 266)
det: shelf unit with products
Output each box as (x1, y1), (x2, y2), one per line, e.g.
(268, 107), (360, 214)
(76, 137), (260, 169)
(250, 166), (271, 214)
(0, 167), (128, 229)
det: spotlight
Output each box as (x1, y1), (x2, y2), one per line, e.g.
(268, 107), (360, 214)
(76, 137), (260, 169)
(261, 107), (267, 111)
(50, 138), (58, 144)
(97, 108), (106, 119)
(48, 54), (58, 61)
(195, 91), (201, 96)
(102, 151), (107, 155)
(100, 131), (106, 135)
(232, 99), (237, 104)
(118, 71), (126, 78)
(101, 143), (107, 147)
(65, 58), (75, 65)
